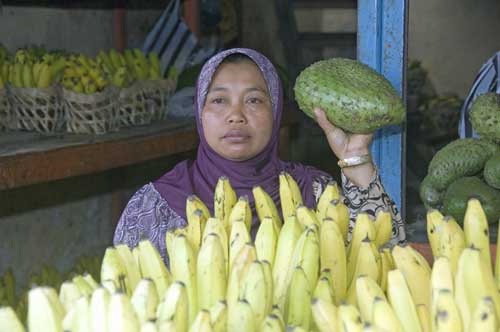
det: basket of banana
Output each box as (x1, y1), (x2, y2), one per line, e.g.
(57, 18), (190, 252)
(7, 49), (66, 134)
(98, 49), (152, 128)
(62, 54), (120, 135)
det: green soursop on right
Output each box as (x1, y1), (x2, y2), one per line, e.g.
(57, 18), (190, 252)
(484, 152), (500, 189)
(470, 92), (500, 143)
(294, 58), (405, 134)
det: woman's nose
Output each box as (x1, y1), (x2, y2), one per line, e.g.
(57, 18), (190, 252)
(227, 106), (246, 124)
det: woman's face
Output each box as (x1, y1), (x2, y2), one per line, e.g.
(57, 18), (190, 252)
(202, 60), (273, 161)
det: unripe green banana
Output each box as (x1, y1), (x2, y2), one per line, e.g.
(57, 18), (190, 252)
(108, 291), (141, 332)
(228, 195), (252, 232)
(273, 216), (303, 310)
(170, 234), (198, 325)
(157, 281), (188, 332)
(255, 217), (278, 268)
(22, 62), (34, 87)
(0, 306), (26, 332)
(316, 180), (341, 221)
(36, 63), (52, 88)
(131, 278), (159, 324)
(197, 233), (227, 310)
(214, 176), (237, 234)
(89, 287), (110, 332)
(310, 297), (337, 332)
(279, 171), (303, 219)
(319, 218), (346, 304)
(147, 52), (161, 78)
(137, 240), (171, 300)
(227, 299), (256, 332)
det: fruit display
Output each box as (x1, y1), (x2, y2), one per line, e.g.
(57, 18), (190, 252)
(1, 171), (498, 332)
(293, 58), (405, 134)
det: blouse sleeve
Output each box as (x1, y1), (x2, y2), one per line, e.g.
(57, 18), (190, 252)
(113, 183), (187, 266)
(341, 169), (406, 245)
(311, 169), (406, 245)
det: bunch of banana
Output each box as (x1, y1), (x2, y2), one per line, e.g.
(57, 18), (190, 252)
(122, 48), (162, 81)
(63, 53), (108, 94)
(0, 45), (10, 89)
(96, 49), (136, 88)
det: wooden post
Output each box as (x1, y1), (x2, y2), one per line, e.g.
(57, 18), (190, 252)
(183, 0), (201, 38)
(113, 0), (127, 51)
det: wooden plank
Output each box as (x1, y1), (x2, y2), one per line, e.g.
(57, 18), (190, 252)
(293, 0), (357, 9)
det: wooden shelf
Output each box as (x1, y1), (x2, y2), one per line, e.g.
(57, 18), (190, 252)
(0, 102), (301, 191)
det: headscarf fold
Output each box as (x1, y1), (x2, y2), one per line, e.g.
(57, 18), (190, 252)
(154, 48), (328, 232)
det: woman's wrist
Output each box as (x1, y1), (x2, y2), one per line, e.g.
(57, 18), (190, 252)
(338, 148), (375, 188)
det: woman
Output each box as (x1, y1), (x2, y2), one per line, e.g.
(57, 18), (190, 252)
(114, 48), (406, 263)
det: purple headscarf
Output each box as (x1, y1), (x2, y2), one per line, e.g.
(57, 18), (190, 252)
(154, 48), (328, 231)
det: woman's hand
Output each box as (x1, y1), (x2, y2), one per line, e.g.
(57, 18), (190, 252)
(314, 107), (375, 188)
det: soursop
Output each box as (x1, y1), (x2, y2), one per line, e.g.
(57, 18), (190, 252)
(470, 92), (500, 143)
(442, 176), (500, 225)
(294, 58), (405, 134)
(484, 152), (500, 189)
(426, 138), (499, 191)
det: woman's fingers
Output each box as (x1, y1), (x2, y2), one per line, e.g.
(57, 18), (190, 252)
(314, 108), (338, 135)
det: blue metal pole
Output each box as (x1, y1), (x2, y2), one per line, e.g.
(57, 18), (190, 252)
(357, 0), (407, 216)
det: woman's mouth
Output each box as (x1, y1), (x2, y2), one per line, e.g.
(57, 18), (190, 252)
(222, 130), (251, 143)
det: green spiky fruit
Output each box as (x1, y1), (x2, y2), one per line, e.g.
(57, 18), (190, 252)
(484, 152), (500, 189)
(293, 58), (405, 134)
(470, 92), (500, 143)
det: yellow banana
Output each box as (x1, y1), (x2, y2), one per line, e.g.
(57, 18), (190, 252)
(416, 304), (431, 332)
(279, 171), (303, 219)
(28, 287), (64, 332)
(260, 312), (285, 332)
(272, 216), (303, 310)
(373, 210), (392, 247)
(214, 176), (238, 233)
(210, 300), (228, 332)
(62, 296), (90, 332)
(226, 243), (257, 309)
(166, 227), (188, 260)
(184, 209), (203, 255)
(115, 243), (141, 295)
(89, 287), (110, 332)
(431, 256), (454, 304)
(253, 186), (282, 230)
(347, 213), (376, 285)
(229, 219), (251, 271)
(379, 248), (392, 292)
(371, 296), (404, 332)
(157, 281), (188, 332)
(289, 227), (320, 295)
(83, 273), (99, 290)
(59, 280), (82, 312)
(239, 260), (269, 326)
(137, 240), (171, 300)
(438, 216), (465, 275)
(319, 218), (346, 304)
(36, 63), (52, 88)
(296, 205), (320, 228)
(227, 299), (256, 332)
(322, 199), (350, 243)
(285, 266), (312, 330)
(203, 218), (229, 273)
(426, 209), (445, 258)
(170, 234), (198, 324)
(130, 278), (158, 324)
(337, 303), (363, 332)
(255, 216), (278, 268)
(313, 273), (335, 304)
(157, 320), (177, 332)
(22, 62), (35, 87)
(108, 291), (141, 332)
(197, 233), (227, 310)
(310, 297), (337, 332)
(392, 244), (431, 310)
(468, 296), (497, 332)
(189, 309), (214, 332)
(186, 195), (211, 223)
(355, 275), (386, 323)
(228, 195), (252, 232)
(0, 306), (25, 332)
(387, 269), (423, 332)
(72, 274), (94, 297)
(316, 180), (341, 220)
(261, 260), (274, 315)
(463, 198), (492, 273)
(431, 289), (462, 332)
(140, 321), (158, 332)
(147, 52), (162, 79)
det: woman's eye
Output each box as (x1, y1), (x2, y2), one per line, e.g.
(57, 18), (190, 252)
(211, 97), (225, 104)
(247, 97), (262, 104)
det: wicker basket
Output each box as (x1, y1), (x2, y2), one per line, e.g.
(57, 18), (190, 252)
(0, 88), (11, 131)
(141, 79), (177, 121)
(9, 85), (64, 134)
(63, 86), (120, 135)
(116, 82), (151, 128)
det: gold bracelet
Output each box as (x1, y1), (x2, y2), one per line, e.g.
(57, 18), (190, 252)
(337, 154), (372, 168)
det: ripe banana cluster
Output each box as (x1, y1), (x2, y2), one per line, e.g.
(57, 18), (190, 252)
(3, 175), (498, 332)
(62, 54), (108, 94)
